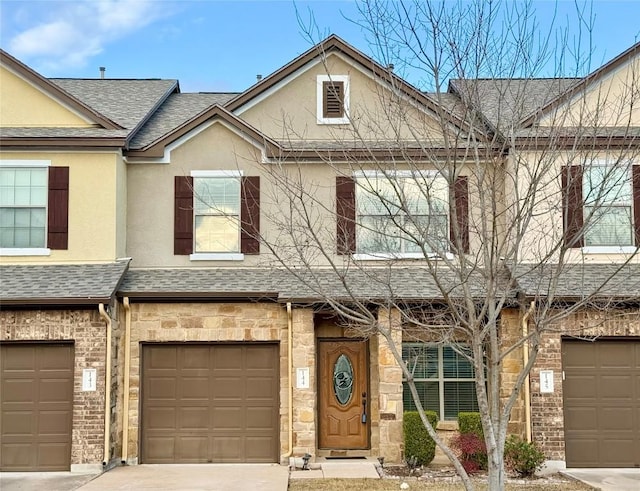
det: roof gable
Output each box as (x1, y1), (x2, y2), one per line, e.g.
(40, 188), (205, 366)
(0, 49), (122, 130)
(125, 103), (281, 161)
(520, 42), (640, 127)
(225, 34), (479, 138)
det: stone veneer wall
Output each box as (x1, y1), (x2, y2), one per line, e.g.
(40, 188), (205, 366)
(0, 308), (108, 468)
(499, 308), (526, 436)
(376, 308), (404, 462)
(531, 308), (640, 460)
(124, 302), (290, 464)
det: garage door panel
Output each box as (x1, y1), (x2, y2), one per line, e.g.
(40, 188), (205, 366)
(246, 407), (276, 429)
(147, 377), (177, 400)
(146, 407), (176, 429)
(142, 344), (278, 463)
(2, 347), (36, 371)
(181, 377), (209, 399)
(38, 347), (73, 371)
(246, 378), (277, 399)
(213, 378), (243, 399)
(212, 407), (242, 428)
(3, 379), (35, 402)
(212, 437), (241, 461)
(147, 346), (177, 369)
(38, 443), (71, 468)
(40, 378), (74, 402)
(2, 411), (34, 436)
(600, 408), (633, 429)
(176, 437), (208, 460)
(1, 443), (33, 468)
(563, 375), (597, 398)
(213, 347), (243, 369)
(39, 410), (73, 435)
(179, 407), (209, 430)
(563, 339), (640, 468)
(600, 375), (633, 399)
(145, 437), (175, 461)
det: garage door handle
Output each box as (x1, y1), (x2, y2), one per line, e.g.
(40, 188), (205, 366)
(361, 392), (367, 423)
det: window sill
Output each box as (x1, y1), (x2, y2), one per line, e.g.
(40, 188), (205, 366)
(0, 248), (51, 256)
(353, 252), (453, 261)
(316, 116), (350, 125)
(189, 253), (244, 261)
(581, 246), (638, 254)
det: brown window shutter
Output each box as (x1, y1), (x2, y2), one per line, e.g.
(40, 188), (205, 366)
(336, 176), (356, 254)
(449, 176), (469, 254)
(241, 176), (260, 255)
(174, 176), (193, 255)
(561, 165), (584, 248)
(323, 81), (344, 118)
(633, 165), (640, 246)
(47, 166), (69, 250)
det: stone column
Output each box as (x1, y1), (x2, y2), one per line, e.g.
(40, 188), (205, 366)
(290, 307), (316, 457)
(376, 307), (404, 463)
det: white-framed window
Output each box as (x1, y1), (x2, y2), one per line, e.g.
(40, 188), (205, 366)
(402, 343), (481, 420)
(583, 164), (634, 247)
(316, 75), (350, 124)
(355, 171), (449, 256)
(191, 170), (242, 254)
(0, 162), (49, 250)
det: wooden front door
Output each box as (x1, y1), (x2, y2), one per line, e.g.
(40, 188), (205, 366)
(318, 339), (369, 449)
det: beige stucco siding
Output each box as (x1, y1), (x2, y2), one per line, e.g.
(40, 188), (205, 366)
(504, 150), (640, 265)
(538, 58), (640, 127)
(237, 53), (449, 144)
(0, 65), (93, 127)
(1, 151), (124, 263)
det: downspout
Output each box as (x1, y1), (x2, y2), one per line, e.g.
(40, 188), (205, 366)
(98, 303), (112, 467)
(282, 302), (294, 461)
(522, 301), (535, 443)
(121, 298), (131, 464)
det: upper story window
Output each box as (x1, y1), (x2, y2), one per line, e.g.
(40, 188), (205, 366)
(336, 172), (469, 258)
(0, 166), (48, 248)
(583, 165), (634, 246)
(0, 161), (68, 256)
(193, 173), (241, 253)
(402, 343), (481, 421)
(317, 75), (350, 124)
(562, 163), (639, 251)
(174, 171), (260, 259)
(356, 172), (449, 256)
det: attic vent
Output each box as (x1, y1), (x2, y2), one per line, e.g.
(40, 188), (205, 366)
(323, 81), (344, 118)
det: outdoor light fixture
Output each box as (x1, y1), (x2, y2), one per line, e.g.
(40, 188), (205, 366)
(301, 453), (311, 470)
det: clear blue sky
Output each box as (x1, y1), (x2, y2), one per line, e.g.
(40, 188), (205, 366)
(1, 1), (639, 93)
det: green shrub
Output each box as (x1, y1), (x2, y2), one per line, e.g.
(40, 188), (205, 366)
(458, 412), (484, 438)
(504, 435), (545, 477)
(403, 410), (438, 466)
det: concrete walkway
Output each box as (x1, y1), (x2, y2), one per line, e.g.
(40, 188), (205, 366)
(290, 459), (380, 480)
(77, 464), (289, 491)
(562, 468), (640, 491)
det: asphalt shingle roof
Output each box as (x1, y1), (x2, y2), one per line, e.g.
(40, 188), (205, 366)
(119, 266), (513, 302)
(450, 78), (581, 133)
(51, 78), (178, 131)
(0, 127), (130, 139)
(0, 260), (130, 305)
(129, 92), (238, 149)
(512, 263), (640, 299)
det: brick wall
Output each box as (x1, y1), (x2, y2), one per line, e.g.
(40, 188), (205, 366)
(1, 308), (108, 467)
(531, 308), (640, 460)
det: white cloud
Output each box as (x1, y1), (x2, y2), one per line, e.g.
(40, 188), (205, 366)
(8, 0), (171, 72)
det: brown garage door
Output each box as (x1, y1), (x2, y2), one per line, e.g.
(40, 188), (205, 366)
(562, 339), (640, 467)
(141, 344), (279, 463)
(0, 343), (74, 471)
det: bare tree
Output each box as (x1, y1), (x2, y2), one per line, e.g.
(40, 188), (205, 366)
(231, 1), (640, 489)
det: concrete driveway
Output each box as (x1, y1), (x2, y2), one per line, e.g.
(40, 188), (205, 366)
(563, 468), (640, 491)
(77, 464), (289, 491)
(0, 471), (98, 491)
